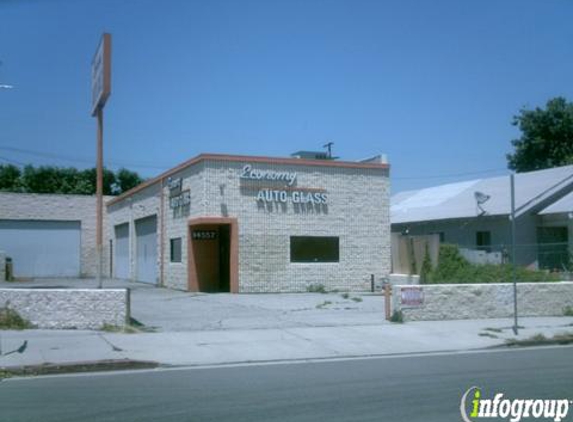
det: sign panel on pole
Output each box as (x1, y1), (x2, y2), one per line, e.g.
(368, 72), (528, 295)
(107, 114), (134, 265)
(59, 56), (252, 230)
(91, 33), (111, 116)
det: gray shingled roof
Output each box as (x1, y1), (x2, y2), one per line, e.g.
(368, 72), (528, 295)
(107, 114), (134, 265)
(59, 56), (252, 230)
(392, 165), (573, 224)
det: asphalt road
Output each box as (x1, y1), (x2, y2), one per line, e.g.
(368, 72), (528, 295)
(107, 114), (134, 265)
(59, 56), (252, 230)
(1, 346), (572, 422)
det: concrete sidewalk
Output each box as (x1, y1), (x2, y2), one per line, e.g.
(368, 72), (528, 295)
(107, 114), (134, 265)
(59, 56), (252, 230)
(2, 317), (572, 370)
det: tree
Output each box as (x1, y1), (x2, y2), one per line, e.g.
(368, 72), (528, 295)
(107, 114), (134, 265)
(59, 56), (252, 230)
(116, 168), (144, 193)
(507, 97), (573, 172)
(0, 164), (144, 195)
(0, 164), (22, 191)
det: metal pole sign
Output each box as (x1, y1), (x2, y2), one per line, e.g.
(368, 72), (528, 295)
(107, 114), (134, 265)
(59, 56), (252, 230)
(510, 174), (519, 335)
(91, 33), (111, 116)
(91, 33), (111, 289)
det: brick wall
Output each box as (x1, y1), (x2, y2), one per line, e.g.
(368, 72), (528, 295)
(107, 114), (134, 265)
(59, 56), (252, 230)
(106, 185), (161, 283)
(107, 157), (391, 292)
(0, 193), (111, 277)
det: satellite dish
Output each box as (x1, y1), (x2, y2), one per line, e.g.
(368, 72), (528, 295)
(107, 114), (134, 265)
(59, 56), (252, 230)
(474, 191), (490, 216)
(474, 191), (490, 204)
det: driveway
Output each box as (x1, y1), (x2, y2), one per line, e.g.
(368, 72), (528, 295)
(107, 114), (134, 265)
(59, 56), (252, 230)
(0, 278), (388, 332)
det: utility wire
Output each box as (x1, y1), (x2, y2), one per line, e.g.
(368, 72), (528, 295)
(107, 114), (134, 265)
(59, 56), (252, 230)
(1, 145), (509, 180)
(0, 155), (26, 166)
(394, 167), (508, 181)
(0, 146), (171, 170)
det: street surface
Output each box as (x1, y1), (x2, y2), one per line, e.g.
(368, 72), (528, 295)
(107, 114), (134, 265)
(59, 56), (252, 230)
(1, 346), (572, 422)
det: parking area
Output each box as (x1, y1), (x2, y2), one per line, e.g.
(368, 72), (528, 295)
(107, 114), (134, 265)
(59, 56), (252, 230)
(0, 278), (388, 332)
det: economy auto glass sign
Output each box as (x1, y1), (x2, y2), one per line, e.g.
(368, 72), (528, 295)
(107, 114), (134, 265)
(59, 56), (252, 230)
(239, 164), (328, 204)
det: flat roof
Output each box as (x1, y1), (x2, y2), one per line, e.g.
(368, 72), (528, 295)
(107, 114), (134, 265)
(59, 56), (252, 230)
(107, 152), (389, 207)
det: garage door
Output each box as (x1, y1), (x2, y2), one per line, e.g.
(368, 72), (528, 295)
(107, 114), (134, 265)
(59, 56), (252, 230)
(114, 223), (130, 279)
(0, 220), (81, 277)
(135, 215), (157, 284)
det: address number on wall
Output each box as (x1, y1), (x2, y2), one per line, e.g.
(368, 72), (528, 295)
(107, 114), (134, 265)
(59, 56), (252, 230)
(192, 230), (218, 240)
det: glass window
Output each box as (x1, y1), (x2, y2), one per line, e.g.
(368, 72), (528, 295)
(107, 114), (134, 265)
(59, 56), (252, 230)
(476, 231), (491, 253)
(290, 236), (339, 263)
(170, 237), (182, 263)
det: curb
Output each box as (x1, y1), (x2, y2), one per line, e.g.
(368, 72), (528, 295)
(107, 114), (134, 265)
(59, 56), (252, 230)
(0, 359), (159, 379)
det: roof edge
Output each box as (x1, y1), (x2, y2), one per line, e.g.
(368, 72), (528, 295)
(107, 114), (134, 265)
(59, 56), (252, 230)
(107, 152), (390, 207)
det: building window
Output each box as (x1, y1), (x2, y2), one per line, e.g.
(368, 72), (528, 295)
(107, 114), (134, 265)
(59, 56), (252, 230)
(537, 226), (569, 270)
(290, 236), (339, 263)
(170, 238), (182, 263)
(476, 231), (491, 253)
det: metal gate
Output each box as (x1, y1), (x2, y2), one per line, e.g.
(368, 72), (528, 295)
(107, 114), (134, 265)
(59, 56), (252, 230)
(114, 223), (130, 279)
(0, 220), (81, 277)
(135, 215), (158, 284)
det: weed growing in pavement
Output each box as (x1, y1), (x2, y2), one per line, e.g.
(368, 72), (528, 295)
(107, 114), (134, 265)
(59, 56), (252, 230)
(479, 332), (499, 339)
(0, 302), (32, 330)
(351, 297), (363, 303)
(307, 284), (327, 293)
(341, 292), (350, 299)
(315, 300), (332, 309)
(100, 323), (140, 334)
(389, 310), (404, 323)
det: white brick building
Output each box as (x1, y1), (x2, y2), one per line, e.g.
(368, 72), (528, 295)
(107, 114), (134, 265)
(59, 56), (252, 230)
(0, 192), (111, 278)
(107, 153), (391, 292)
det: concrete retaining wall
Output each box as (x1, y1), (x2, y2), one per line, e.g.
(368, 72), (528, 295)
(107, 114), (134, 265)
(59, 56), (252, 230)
(0, 288), (130, 329)
(391, 282), (573, 321)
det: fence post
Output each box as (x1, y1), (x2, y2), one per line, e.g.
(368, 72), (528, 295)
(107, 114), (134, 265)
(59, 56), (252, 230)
(384, 282), (392, 320)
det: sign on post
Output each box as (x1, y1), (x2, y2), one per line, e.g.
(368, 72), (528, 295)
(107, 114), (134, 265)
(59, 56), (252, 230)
(91, 33), (111, 116)
(400, 286), (424, 307)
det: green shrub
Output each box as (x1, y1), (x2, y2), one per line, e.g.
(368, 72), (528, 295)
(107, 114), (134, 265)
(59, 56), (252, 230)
(408, 238), (417, 275)
(419, 242), (433, 284)
(307, 284), (327, 293)
(390, 310), (404, 323)
(427, 244), (559, 284)
(564, 306), (573, 317)
(0, 302), (32, 330)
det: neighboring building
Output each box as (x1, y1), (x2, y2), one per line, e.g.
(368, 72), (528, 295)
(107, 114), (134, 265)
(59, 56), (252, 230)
(391, 165), (573, 270)
(0, 192), (111, 278)
(538, 191), (573, 270)
(107, 153), (391, 292)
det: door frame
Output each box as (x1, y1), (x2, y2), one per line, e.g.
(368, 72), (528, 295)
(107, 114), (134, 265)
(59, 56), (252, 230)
(187, 217), (239, 293)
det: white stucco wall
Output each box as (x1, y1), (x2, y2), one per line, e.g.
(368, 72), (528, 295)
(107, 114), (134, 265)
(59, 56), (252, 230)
(391, 282), (573, 321)
(0, 288), (129, 329)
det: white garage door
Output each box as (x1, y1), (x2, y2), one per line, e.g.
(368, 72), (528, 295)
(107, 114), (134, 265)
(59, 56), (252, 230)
(114, 223), (130, 279)
(135, 215), (157, 284)
(0, 220), (81, 277)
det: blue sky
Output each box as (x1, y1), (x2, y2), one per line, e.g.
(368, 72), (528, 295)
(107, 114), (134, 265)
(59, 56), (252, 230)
(1, 0), (572, 193)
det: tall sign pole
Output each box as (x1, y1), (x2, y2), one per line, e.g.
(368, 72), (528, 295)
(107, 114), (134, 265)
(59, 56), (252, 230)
(510, 174), (519, 335)
(91, 33), (111, 289)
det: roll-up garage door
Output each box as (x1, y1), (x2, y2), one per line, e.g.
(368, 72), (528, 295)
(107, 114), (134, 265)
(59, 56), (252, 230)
(0, 220), (81, 277)
(114, 223), (130, 279)
(135, 215), (158, 284)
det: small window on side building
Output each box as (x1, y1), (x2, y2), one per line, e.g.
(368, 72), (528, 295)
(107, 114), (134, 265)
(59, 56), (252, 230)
(170, 238), (182, 263)
(476, 231), (491, 253)
(290, 236), (339, 263)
